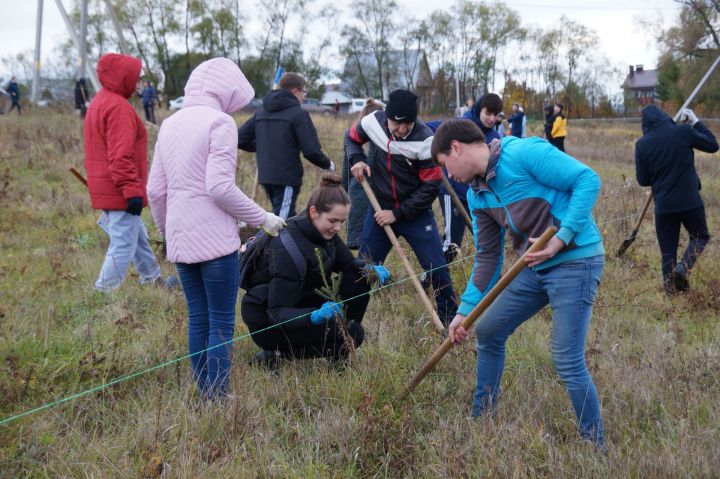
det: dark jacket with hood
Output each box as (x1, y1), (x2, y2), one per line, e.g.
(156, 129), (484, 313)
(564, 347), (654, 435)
(237, 89), (331, 186)
(7, 81), (19, 101)
(344, 110), (443, 221)
(507, 109), (525, 137)
(635, 105), (719, 214)
(544, 105), (555, 139)
(427, 117), (500, 199)
(241, 214), (364, 331)
(83, 53), (148, 210)
(74, 78), (88, 108)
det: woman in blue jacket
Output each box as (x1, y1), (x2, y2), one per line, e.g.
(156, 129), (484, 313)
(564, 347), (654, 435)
(431, 119), (607, 448)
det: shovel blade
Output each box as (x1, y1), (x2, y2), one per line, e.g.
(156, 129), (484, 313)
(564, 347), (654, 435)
(617, 236), (636, 257)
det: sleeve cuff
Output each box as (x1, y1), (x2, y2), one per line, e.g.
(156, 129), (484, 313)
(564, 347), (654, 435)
(392, 208), (405, 221)
(349, 154), (366, 166)
(458, 302), (474, 316)
(555, 226), (574, 245)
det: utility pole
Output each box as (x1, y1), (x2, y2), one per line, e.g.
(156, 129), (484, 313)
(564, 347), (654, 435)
(54, 0), (100, 91)
(103, 0), (129, 53)
(31, 0), (44, 103)
(455, 75), (460, 117)
(79, 0), (88, 80)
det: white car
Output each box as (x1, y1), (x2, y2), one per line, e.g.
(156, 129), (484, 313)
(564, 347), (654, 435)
(348, 97), (385, 115)
(169, 96), (184, 110)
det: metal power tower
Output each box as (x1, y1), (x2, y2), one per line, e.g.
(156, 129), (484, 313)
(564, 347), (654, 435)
(30, 0), (129, 103)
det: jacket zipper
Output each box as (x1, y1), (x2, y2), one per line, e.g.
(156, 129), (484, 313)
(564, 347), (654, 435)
(485, 181), (521, 237)
(386, 137), (399, 208)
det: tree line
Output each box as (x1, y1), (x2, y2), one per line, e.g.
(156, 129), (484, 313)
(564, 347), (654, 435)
(2, 0), (719, 116)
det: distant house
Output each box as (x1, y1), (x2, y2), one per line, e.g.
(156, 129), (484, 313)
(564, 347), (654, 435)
(320, 90), (353, 115)
(622, 65), (658, 112)
(341, 49), (434, 111)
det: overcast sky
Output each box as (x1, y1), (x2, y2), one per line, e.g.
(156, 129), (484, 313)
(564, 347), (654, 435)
(0, 0), (680, 81)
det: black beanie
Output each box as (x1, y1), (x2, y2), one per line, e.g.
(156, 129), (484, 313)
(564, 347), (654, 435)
(385, 89), (418, 123)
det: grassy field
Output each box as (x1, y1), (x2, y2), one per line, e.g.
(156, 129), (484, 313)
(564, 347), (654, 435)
(0, 107), (719, 478)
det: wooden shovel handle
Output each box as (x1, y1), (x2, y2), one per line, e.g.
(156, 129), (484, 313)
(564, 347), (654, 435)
(69, 167), (88, 187)
(401, 226), (558, 397)
(359, 177), (445, 332)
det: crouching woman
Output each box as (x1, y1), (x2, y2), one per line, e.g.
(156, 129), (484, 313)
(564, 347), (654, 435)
(241, 174), (390, 363)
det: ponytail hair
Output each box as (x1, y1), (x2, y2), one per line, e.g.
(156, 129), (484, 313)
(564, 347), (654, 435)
(306, 173), (350, 214)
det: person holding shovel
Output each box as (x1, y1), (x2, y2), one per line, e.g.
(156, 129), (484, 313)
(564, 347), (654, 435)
(635, 105), (719, 293)
(432, 119), (607, 448)
(345, 89), (458, 326)
(240, 174), (391, 367)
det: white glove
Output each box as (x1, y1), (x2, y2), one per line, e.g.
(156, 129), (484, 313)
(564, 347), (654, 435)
(261, 212), (286, 237)
(327, 160), (336, 172)
(679, 108), (699, 126)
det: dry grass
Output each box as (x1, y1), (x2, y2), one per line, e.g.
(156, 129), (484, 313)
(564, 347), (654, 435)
(0, 108), (719, 478)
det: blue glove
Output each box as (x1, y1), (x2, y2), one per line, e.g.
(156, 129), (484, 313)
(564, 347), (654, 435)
(366, 264), (391, 285)
(310, 301), (343, 325)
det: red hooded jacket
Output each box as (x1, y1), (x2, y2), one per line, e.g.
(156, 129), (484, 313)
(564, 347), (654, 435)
(83, 53), (147, 210)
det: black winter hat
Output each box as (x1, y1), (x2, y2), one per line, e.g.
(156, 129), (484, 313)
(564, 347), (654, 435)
(385, 89), (418, 123)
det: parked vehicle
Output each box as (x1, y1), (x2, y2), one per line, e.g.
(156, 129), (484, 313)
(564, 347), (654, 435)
(169, 96), (184, 110)
(348, 97), (385, 115)
(302, 97), (334, 115)
(242, 97), (263, 113)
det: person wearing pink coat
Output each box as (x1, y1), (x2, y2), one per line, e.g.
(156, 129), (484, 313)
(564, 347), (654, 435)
(148, 58), (285, 398)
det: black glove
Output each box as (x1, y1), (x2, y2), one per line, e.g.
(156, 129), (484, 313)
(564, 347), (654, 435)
(126, 197), (143, 216)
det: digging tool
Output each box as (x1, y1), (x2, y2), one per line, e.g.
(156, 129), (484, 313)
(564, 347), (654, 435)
(440, 175), (473, 231)
(69, 166), (88, 187)
(359, 177), (445, 332)
(618, 53), (720, 257)
(400, 226), (557, 398)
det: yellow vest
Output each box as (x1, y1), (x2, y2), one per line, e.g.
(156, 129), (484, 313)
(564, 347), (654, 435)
(551, 116), (567, 138)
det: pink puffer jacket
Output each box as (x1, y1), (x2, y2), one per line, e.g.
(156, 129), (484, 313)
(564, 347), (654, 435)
(148, 58), (266, 264)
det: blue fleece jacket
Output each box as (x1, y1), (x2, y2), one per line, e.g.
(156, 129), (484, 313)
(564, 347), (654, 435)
(459, 136), (604, 315)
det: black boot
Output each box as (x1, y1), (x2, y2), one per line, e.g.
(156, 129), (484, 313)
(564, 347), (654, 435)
(673, 262), (690, 292)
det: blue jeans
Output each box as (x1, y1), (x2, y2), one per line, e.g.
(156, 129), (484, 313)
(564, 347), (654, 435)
(95, 211), (162, 291)
(472, 255), (605, 444)
(176, 252), (239, 397)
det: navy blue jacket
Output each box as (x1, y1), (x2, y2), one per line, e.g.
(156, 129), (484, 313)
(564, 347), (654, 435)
(140, 85), (157, 105)
(426, 118), (500, 199)
(238, 89), (331, 186)
(635, 105), (718, 214)
(506, 110), (525, 137)
(7, 81), (19, 101)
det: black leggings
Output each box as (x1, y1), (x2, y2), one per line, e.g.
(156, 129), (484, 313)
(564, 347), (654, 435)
(655, 206), (710, 280)
(551, 136), (565, 152)
(242, 267), (371, 359)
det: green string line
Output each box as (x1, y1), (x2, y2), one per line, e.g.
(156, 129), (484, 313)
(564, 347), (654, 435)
(0, 254), (474, 427)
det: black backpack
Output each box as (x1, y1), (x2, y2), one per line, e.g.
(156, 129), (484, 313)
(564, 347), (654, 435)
(238, 229), (306, 292)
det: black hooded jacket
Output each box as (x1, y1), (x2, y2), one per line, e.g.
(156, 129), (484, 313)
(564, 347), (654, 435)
(238, 89), (331, 186)
(635, 105), (718, 214)
(241, 214), (364, 331)
(544, 105), (555, 139)
(344, 110), (442, 221)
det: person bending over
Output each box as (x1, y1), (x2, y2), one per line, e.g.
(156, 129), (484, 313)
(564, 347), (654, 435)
(432, 119), (607, 449)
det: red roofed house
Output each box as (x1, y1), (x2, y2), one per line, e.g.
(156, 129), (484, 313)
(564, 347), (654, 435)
(623, 64), (659, 113)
